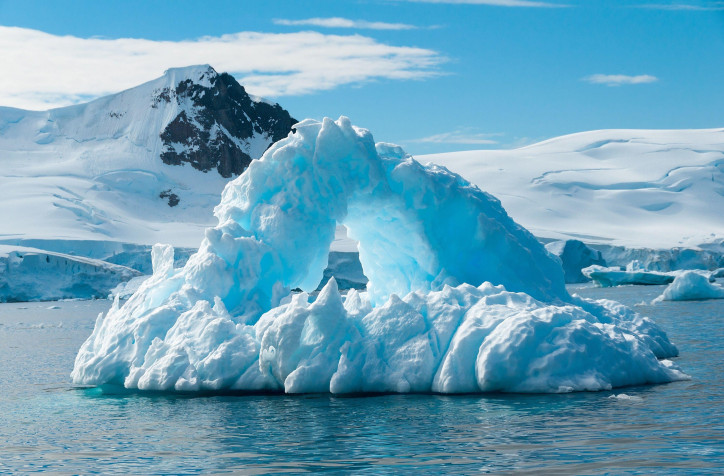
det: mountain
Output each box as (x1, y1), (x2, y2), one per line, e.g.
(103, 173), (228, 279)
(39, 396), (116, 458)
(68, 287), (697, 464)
(421, 128), (724, 253)
(0, 65), (296, 252)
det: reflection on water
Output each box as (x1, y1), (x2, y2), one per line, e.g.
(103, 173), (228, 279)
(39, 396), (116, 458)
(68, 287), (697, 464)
(1, 285), (723, 474)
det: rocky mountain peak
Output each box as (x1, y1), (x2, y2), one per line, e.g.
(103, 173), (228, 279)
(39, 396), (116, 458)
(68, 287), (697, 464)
(156, 65), (297, 178)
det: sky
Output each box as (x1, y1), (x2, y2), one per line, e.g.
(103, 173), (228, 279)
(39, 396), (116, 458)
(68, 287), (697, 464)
(0, 0), (723, 154)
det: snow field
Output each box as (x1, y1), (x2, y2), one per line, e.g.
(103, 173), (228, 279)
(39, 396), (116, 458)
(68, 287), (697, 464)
(423, 128), (724, 250)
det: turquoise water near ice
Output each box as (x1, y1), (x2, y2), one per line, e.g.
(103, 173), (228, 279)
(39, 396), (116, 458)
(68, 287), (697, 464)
(1, 284), (723, 474)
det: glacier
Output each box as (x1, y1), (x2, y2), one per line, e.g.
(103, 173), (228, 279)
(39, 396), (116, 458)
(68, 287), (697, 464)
(422, 128), (724, 252)
(71, 117), (687, 394)
(582, 260), (718, 288)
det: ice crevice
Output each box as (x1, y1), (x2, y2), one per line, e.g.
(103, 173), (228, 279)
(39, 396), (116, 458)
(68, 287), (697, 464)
(71, 117), (688, 393)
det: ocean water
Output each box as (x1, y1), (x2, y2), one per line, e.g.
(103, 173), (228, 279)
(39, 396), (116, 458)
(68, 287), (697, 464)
(0, 284), (722, 474)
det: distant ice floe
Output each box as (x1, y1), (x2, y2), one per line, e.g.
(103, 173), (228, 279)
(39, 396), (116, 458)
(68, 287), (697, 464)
(72, 117), (688, 394)
(0, 245), (141, 302)
(655, 271), (724, 302)
(583, 260), (718, 289)
(608, 393), (644, 402)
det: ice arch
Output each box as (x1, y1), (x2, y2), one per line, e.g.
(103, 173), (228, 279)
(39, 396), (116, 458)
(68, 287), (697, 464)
(72, 117), (686, 393)
(210, 116), (567, 314)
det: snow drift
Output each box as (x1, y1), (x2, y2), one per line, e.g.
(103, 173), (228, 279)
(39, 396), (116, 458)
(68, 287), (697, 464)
(72, 117), (686, 393)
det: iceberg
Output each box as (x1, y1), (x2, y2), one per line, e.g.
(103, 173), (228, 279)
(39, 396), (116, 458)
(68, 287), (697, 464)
(582, 261), (678, 287)
(0, 245), (141, 302)
(545, 239), (606, 283)
(72, 117), (687, 393)
(655, 271), (724, 302)
(583, 260), (718, 288)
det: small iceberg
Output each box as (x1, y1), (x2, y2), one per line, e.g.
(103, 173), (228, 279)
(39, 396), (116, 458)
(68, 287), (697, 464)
(655, 270), (724, 302)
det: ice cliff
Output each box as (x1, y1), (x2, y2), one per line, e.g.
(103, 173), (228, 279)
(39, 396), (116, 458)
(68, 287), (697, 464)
(0, 245), (140, 302)
(72, 118), (686, 394)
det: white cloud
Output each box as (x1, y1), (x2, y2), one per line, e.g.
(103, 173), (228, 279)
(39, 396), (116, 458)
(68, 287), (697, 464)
(583, 74), (659, 86)
(403, 0), (568, 7)
(274, 17), (419, 30)
(0, 26), (444, 110)
(411, 129), (502, 144)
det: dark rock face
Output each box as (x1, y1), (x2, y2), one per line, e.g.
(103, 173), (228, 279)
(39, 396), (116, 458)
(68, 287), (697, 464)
(159, 189), (180, 207)
(157, 68), (297, 178)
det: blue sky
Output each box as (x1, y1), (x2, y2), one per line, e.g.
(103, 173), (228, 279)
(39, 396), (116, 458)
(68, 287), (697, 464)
(0, 0), (722, 154)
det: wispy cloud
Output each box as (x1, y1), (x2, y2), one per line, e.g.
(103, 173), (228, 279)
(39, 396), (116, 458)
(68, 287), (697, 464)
(402, 0), (568, 7)
(411, 129), (503, 145)
(583, 74), (659, 86)
(0, 26), (445, 110)
(636, 1), (724, 10)
(274, 17), (420, 30)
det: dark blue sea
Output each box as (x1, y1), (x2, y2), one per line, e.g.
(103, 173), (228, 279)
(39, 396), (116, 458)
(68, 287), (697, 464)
(1, 283), (723, 474)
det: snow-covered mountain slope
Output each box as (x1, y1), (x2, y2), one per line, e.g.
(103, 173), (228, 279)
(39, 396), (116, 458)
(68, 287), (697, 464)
(422, 129), (724, 251)
(0, 65), (296, 249)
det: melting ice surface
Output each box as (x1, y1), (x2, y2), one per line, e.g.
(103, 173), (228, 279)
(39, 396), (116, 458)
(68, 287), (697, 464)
(72, 117), (687, 393)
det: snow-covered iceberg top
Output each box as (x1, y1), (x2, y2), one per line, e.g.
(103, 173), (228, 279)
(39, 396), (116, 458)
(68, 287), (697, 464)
(655, 271), (724, 302)
(72, 117), (687, 393)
